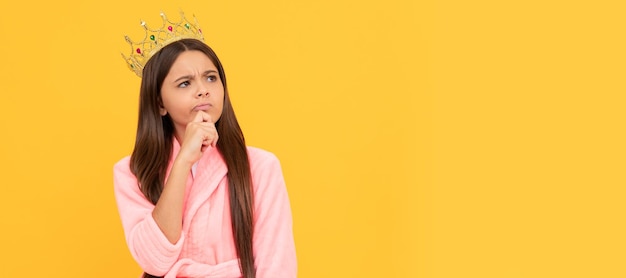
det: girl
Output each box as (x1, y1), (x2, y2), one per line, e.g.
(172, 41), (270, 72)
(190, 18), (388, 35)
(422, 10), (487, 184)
(114, 35), (297, 277)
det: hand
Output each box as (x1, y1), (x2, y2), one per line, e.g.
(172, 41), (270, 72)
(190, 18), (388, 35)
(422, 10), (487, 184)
(177, 111), (219, 164)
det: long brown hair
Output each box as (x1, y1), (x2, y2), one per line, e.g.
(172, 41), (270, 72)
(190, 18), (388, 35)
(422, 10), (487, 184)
(130, 39), (255, 278)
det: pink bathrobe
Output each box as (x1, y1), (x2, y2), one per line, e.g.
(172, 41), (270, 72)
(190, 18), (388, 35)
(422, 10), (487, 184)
(114, 141), (297, 277)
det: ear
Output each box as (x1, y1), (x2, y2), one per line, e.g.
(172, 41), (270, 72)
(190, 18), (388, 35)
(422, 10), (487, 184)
(158, 99), (167, 116)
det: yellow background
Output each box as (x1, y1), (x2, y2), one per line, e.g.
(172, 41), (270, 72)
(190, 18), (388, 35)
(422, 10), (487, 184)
(0, 0), (624, 277)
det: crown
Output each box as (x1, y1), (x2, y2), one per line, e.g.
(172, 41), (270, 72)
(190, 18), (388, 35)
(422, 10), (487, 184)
(122, 11), (204, 77)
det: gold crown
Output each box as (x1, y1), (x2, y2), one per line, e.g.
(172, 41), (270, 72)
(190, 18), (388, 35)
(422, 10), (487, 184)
(122, 11), (204, 77)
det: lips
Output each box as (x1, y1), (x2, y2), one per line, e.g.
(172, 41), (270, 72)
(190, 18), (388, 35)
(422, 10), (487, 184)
(193, 103), (212, 111)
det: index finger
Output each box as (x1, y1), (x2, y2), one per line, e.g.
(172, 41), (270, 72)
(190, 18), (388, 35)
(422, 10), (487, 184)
(193, 111), (213, 123)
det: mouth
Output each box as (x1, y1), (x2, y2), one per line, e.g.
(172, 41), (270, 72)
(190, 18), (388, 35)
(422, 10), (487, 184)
(193, 103), (212, 111)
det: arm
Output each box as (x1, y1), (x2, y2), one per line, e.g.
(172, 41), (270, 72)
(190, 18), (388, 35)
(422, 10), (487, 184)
(251, 151), (298, 277)
(152, 157), (193, 243)
(113, 112), (217, 276)
(113, 158), (186, 276)
(154, 110), (218, 243)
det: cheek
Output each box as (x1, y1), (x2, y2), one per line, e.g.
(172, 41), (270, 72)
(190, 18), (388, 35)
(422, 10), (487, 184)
(215, 89), (225, 107)
(216, 94), (225, 117)
(160, 91), (174, 108)
(161, 98), (175, 112)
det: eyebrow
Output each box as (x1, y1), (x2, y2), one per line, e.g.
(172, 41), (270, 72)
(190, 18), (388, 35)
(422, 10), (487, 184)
(173, 70), (218, 83)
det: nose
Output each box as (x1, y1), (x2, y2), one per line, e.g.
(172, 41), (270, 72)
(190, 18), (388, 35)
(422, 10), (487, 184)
(197, 85), (210, 97)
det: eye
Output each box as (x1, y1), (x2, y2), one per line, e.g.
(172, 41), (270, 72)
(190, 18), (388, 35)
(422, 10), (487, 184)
(207, 75), (217, 82)
(178, 81), (190, 88)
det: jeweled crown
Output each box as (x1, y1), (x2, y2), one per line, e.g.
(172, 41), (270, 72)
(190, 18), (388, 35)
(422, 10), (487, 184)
(122, 11), (204, 77)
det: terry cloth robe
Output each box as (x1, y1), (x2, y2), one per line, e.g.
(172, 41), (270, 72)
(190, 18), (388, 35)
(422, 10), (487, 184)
(113, 140), (297, 278)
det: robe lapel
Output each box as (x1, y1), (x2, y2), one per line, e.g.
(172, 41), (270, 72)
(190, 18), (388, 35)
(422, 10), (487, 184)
(182, 146), (228, 230)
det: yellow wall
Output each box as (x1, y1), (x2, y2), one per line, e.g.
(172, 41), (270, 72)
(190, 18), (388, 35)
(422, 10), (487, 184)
(0, 0), (624, 277)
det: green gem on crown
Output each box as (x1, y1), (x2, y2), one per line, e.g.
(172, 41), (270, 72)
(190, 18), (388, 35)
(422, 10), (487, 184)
(150, 35), (155, 40)
(185, 23), (190, 29)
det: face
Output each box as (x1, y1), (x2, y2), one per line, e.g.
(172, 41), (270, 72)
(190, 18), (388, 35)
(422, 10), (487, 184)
(159, 50), (224, 140)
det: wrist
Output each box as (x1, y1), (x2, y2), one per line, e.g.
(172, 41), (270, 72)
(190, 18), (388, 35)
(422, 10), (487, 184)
(172, 155), (195, 170)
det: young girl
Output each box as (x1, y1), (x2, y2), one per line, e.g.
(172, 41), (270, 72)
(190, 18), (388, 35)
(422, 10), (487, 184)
(114, 14), (296, 278)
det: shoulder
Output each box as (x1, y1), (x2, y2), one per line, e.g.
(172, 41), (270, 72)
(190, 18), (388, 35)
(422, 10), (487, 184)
(246, 146), (283, 177)
(246, 147), (287, 196)
(113, 156), (136, 186)
(247, 146), (279, 164)
(113, 156), (132, 174)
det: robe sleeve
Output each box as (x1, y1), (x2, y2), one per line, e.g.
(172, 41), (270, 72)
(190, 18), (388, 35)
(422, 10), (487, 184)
(250, 151), (298, 277)
(113, 157), (185, 276)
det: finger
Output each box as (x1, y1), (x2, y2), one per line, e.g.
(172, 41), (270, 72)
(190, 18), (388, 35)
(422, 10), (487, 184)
(201, 135), (216, 148)
(195, 111), (213, 123)
(212, 134), (219, 148)
(200, 135), (215, 152)
(198, 124), (218, 140)
(192, 111), (205, 123)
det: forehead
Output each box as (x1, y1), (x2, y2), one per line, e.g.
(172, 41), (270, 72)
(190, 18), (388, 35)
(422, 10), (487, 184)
(168, 50), (217, 75)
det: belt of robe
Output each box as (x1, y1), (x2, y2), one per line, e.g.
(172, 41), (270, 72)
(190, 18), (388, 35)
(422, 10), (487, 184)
(164, 258), (242, 278)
